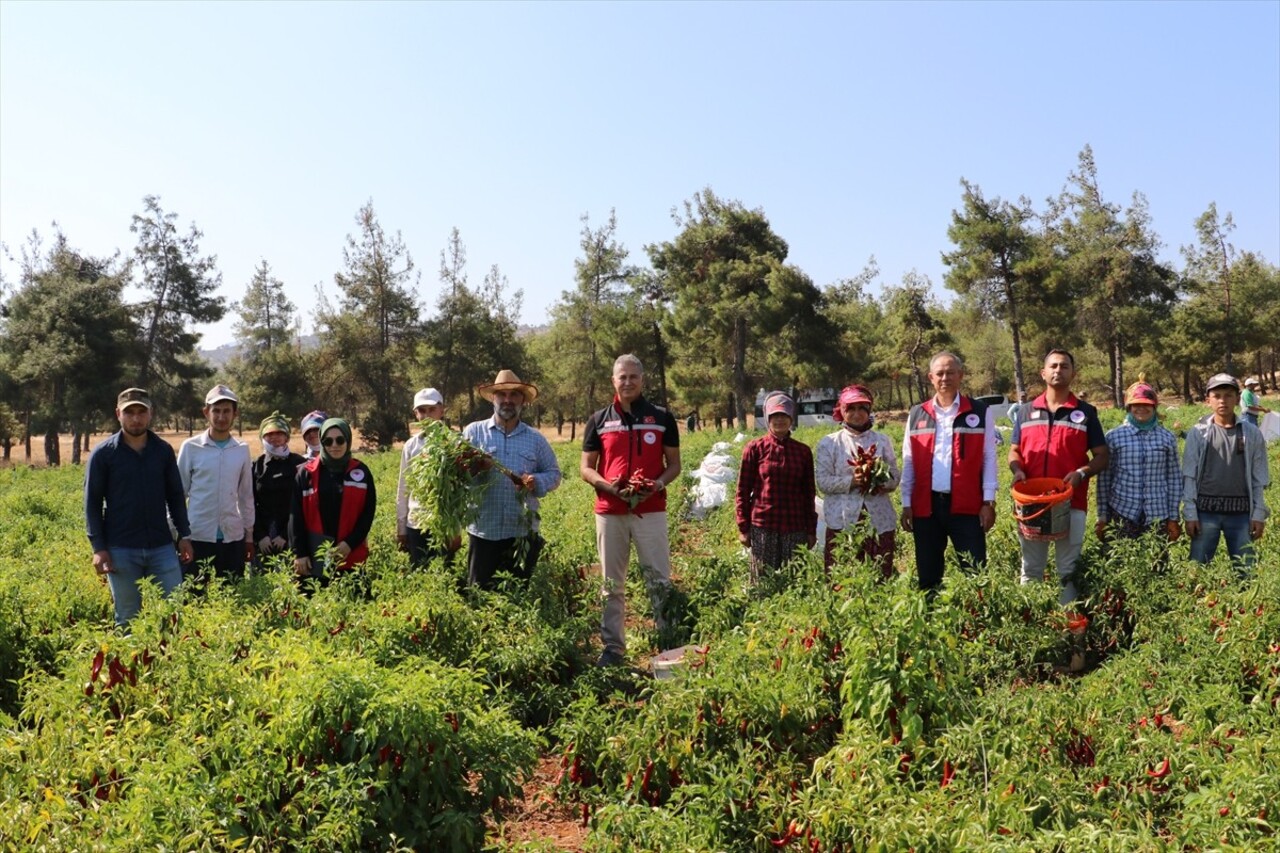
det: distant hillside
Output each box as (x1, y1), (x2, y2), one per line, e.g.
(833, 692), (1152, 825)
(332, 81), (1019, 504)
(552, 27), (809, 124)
(199, 336), (320, 367)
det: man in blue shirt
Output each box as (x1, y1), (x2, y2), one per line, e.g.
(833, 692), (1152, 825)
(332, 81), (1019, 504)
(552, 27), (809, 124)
(462, 370), (561, 589)
(85, 388), (194, 626)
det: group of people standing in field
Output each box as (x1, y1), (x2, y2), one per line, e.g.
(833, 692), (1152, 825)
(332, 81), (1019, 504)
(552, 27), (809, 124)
(736, 349), (1272, 606)
(85, 350), (1271, 671)
(83, 358), (677, 672)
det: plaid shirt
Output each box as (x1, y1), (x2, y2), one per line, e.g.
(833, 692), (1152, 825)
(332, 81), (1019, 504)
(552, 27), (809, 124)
(1096, 422), (1181, 524)
(463, 417), (562, 540)
(736, 432), (817, 535)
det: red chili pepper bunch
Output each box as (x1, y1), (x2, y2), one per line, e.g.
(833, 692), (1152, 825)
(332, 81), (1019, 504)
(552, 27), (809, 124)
(616, 468), (657, 510)
(847, 445), (890, 494)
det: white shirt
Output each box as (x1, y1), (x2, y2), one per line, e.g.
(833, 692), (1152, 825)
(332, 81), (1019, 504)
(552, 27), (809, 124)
(176, 431), (254, 542)
(900, 395), (999, 508)
(815, 427), (900, 535)
(396, 431), (427, 535)
(931, 397), (960, 493)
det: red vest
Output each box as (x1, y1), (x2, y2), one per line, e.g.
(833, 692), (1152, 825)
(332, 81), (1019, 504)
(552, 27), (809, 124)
(1012, 394), (1097, 511)
(905, 396), (987, 516)
(300, 457), (369, 569)
(587, 397), (673, 515)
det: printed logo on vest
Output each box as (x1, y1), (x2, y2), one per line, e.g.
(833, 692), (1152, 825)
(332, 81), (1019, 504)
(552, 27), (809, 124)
(645, 416), (655, 424)
(1070, 410), (1086, 423)
(916, 419), (927, 429)
(965, 413), (979, 427)
(350, 469), (365, 481)
(643, 431), (657, 444)
(1031, 410), (1041, 419)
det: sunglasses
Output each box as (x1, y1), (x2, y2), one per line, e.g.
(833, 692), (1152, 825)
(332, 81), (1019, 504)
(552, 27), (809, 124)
(321, 436), (347, 447)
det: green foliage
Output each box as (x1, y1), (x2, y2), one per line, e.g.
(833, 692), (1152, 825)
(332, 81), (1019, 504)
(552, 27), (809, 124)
(129, 195), (223, 406)
(315, 201), (420, 449)
(0, 231), (137, 463)
(417, 228), (530, 425)
(648, 188), (840, 424)
(1, 412), (1278, 850)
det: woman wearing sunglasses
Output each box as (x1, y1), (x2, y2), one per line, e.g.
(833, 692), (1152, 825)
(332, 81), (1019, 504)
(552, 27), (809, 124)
(290, 417), (376, 585)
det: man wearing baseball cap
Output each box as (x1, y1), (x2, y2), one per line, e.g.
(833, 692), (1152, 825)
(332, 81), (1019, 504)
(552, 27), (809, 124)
(85, 388), (195, 626)
(396, 387), (460, 568)
(1182, 373), (1270, 571)
(176, 384), (255, 583)
(1241, 377), (1271, 428)
(900, 352), (997, 591)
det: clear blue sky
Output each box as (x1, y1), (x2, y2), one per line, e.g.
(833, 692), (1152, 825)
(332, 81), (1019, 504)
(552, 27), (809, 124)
(2, 0), (1277, 349)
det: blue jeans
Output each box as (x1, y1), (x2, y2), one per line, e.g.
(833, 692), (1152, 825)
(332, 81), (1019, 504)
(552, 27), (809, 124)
(106, 546), (185, 626)
(1189, 512), (1255, 570)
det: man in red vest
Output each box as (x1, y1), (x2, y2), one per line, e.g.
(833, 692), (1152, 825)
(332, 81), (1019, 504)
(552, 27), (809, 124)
(900, 352), (998, 591)
(580, 354), (681, 668)
(1009, 349), (1108, 605)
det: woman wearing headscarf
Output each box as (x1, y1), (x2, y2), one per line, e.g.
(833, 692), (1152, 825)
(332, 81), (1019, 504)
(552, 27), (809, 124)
(815, 384), (900, 578)
(735, 391), (817, 583)
(290, 417), (376, 585)
(1095, 381), (1182, 543)
(253, 411), (305, 562)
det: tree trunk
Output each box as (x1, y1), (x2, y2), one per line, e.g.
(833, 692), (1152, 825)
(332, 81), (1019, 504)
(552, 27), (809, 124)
(71, 424), (83, 466)
(44, 428), (60, 466)
(1182, 363), (1191, 402)
(24, 409), (32, 462)
(1008, 320), (1029, 404)
(732, 315), (749, 425)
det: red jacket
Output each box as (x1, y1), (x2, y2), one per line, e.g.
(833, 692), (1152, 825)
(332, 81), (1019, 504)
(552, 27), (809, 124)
(582, 396), (679, 515)
(299, 457), (370, 569)
(1012, 393), (1104, 511)
(905, 396), (988, 516)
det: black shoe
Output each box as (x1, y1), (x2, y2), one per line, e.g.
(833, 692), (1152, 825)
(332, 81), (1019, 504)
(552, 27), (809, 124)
(596, 650), (626, 668)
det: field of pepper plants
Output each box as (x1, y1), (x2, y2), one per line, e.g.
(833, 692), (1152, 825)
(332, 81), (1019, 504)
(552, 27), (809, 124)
(2, 408), (1278, 851)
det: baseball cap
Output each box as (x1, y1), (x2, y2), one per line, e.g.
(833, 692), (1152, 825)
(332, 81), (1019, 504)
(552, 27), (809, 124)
(205, 384), (239, 406)
(1205, 373), (1239, 393)
(1245, 377), (1260, 387)
(413, 388), (444, 408)
(117, 388), (152, 410)
(763, 392), (795, 419)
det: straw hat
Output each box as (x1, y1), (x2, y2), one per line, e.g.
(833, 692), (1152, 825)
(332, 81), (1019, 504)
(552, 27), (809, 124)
(478, 369), (539, 404)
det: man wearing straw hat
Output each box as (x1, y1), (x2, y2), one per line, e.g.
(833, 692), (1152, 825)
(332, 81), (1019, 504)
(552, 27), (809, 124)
(463, 369), (562, 589)
(1008, 349), (1108, 605)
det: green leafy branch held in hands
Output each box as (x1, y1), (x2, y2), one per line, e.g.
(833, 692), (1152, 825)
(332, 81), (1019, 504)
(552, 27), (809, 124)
(404, 420), (536, 544)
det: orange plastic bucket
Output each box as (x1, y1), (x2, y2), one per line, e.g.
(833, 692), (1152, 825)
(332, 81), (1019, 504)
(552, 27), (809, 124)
(1011, 477), (1073, 541)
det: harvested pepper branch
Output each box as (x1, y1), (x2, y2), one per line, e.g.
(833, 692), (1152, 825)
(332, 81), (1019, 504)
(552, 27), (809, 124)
(848, 445), (890, 494)
(404, 420), (498, 543)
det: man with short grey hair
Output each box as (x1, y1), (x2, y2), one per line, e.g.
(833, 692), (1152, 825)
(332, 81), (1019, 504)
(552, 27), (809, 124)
(581, 355), (681, 667)
(901, 351), (998, 591)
